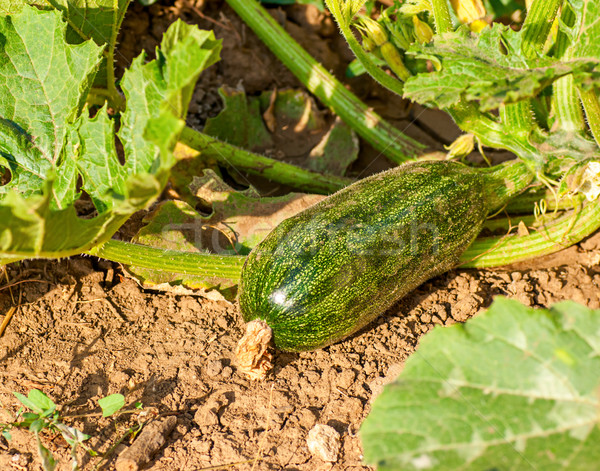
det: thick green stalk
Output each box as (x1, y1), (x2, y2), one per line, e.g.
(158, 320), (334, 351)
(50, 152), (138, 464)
(521, 0), (562, 58)
(551, 6), (585, 132)
(88, 240), (245, 280)
(482, 161), (535, 211)
(226, 0), (424, 163)
(502, 0), (562, 136)
(430, 0), (454, 34)
(553, 75), (585, 132)
(450, 103), (542, 171)
(461, 201), (600, 267)
(499, 102), (534, 137)
(179, 127), (350, 194)
(580, 89), (600, 146)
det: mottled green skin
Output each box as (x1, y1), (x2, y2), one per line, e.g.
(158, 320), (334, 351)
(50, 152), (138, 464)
(239, 161), (491, 351)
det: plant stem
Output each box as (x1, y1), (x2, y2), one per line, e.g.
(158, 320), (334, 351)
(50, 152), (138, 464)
(89, 204), (600, 276)
(504, 187), (583, 214)
(551, 6), (585, 132)
(521, 0), (562, 58)
(553, 75), (585, 133)
(499, 102), (534, 137)
(88, 87), (126, 111)
(179, 127), (350, 194)
(502, 0), (562, 137)
(461, 200), (600, 267)
(430, 0), (454, 34)
(482, 213), (538, 233)
(450, 103), (542, 171)
(482, 161), (535, 211)
(88, 240), (246, 280)
(579, 89), (600, 146)
(225, 0), (424, 163)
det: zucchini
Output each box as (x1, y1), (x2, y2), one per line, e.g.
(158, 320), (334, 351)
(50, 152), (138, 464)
(236, 160), (532, 378)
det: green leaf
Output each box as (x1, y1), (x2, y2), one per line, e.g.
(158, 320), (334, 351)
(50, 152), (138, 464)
(159, 21), (222, 119)
(565, 0), (600, 62)
(0, 0), (129, 42)
(2, 429), (11, 441)
(362, 298), (600, 470)
(36, 434), (57, 471)
(98, 394), (125, 417)
(257, 88), (325, 134)
(204, 87), (273, 151)
(0, 0), (132, 88)
(204, 87), (357, 175)
(20, 412), (40, 425)
(0, 9), (220, 264)
(404, 24), (600, 111)
(14, 390), (55, 415)
(0, 5), (103, 205)
(305, 117), (358, 176)
(55, 423), (90, 446)
(29, 418), (46, 434)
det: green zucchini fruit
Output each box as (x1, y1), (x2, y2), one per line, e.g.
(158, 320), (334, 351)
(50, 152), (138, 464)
(236, 160), (532, 378)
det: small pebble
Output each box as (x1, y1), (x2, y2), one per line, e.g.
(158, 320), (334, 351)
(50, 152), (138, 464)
(205, 360), (223, 377)
(221, 366), (233, 379)
(307, 424), (341, 462)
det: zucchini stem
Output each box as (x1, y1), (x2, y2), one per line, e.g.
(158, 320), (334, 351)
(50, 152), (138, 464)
(482, 161), (535, 211)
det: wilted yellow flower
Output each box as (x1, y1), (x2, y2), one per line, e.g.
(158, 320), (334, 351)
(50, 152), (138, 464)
(445, 134), (475, 159)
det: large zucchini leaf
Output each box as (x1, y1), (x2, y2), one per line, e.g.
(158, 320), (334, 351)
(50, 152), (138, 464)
(362, 298), (600, 470)
(0, 6), (221, 264)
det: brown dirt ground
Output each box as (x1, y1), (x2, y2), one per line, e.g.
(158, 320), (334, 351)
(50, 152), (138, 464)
(2, 1), (600, 470)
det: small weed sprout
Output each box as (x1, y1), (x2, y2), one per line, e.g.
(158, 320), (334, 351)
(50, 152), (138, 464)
(0, 389), (127, 471)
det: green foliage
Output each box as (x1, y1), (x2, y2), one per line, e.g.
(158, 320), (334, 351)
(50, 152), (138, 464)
(567, 0), (600, 62)
(0, 6), (221, 265)
(404, 23), (600, 111)
(204, 87), (358, 175)
(2, 390), (126, 470)
(98, 394), (126, 417)
(204, 87), (274, 150)
(121, 171), (324, 297)
(0, 0), (131, 87)
(483, 0), (523, 19)
(362, 298), (600, 470)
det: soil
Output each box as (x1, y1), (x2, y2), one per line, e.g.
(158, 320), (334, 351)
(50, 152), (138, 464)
(2, 1), (600, 470)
